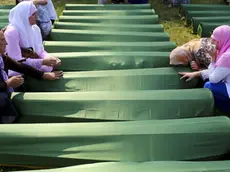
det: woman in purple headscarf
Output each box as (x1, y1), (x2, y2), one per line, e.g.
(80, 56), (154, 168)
(179, 25), (230, 113)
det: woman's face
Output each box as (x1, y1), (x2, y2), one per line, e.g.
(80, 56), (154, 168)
(211, 36), (219, 50)
(29, 11), (37, 25)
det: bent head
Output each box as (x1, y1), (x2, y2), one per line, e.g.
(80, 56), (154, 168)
(211, 25), (230, 52)
(29, 11), (38, 25)
(0, 31), (7, 55)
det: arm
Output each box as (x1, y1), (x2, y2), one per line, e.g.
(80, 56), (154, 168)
(4, 26), (43, 70)
(0, 77), (7, 92)
(5, 56), (44, 79)
(208, 67), (230, 83)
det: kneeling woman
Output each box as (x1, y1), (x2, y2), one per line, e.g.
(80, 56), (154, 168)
(180, 25), (230, 113)
(0, 30), (62, 124)
(4, 1), (61, 77)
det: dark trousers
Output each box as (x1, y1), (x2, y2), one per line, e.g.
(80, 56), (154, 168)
(0, 93), (18, 124)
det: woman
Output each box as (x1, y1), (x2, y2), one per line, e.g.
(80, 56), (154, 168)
(170, 38), (215, 71)
(0, 30), (62, 124)
(4, 1), (61, 77)
(16, 0), (53, 40)
(179, 25), (230, 113)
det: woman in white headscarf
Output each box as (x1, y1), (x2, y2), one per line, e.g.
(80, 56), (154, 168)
(4, 1), (62, 77)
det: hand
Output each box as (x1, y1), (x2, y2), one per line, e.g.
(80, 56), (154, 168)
(6, 75), (24, 88)
(53, 57), (61, 66)
(42, 57), (57, 67)
(190, 61), (199, 71)
(42, 71), (63, 80)
(178, 72), (198, 82)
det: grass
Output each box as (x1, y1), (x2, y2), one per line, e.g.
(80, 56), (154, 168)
(0, 0), (226, 171)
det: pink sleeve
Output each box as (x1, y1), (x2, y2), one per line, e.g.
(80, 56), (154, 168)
(38, 49), (49, 59)
(4, 26), (43, 70)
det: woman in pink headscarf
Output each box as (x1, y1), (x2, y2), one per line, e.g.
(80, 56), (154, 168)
(179, 25), (230, 113)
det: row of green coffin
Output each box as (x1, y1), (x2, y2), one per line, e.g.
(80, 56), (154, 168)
(64, 4), (151, 10)
(197, 22), (230, 37)
(191, 16), (230, 33)
(13, 161), (230, 172)
(62, 9), (156, 16)
(0, 116), (230, 168)
(24, 67), (198, 92)
(184, 10), (230, 25)
(54, 22), (164, 32)
(43, 52), (172, 71)
(12, 88), (213, 123)
(58, 15), (159, 24)
(44, 42), (176, 53)
(50, 29), (170, 42)
(0, 5), (14, 9)
(179, 4), (230, 17)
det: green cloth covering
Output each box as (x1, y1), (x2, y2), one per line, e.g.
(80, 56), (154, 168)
(197, 22), (230, 37)
(13, 161), (230, 172)
(50, 29), (169, 42)
(44, 41), (176, 53)
(62, 9), (155, 16)
(0, 22), (7, 30)
(65, 4), (151, 10)
(179, 4), (229, 17)
(24, 67), (199, 92)
(47, 52), (171, 71)
(0, 116), (230, 168)
(0, 5), (14, 9)
(0, 9), (9, 16)
(54, 22), (164, 32)
(0, 16), (8, 23)
(185, 11), (230, 26)
(12, 89), (214, 123)
(58, 15), (159, 24)
(191, 16), (230, 33)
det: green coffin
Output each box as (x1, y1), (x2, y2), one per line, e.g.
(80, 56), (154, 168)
(179, 4), (229, 17)
(50, 29), (169, 42)
(14, 161), (230, 172)
(48, 52), (171, 71)
(197, 22), (230, 37)
(24, 67), (199, 92)
(54, 22), (164, 32)
(0, 9), (9, 16)
(191, 16), (230, 33)
(58, 15), (159, 24)
(62, 9), (155, 16)
(0, 22), (7, 30)
(44, 41), (176, 53)
(12, 89), (214, 123)
(0, 16), (8, 23)
(0, 5), (14, 9)
(186, 11), (230, 25)
(1, 116), (230, 168)
(65, 4), (151, 10)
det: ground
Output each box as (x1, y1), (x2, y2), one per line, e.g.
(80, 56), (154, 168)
(0, 0), (225, 171)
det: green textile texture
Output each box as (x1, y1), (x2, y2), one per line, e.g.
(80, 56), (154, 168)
(48, 52), (171, 71)
(54, 22), (164, 32)
(58, 15), (159, 24)
(12, 89), (214, 123)
(62, 9), (155, 16)
(0, 116), (229, 168)
(185, 11), (230, 25)
(50, 29), (170, 42)
(191, 16), (230, 33)
(179, 4), (229, 17)
(24, 67), (199, 92)
(44, 41), (176, 53)
(65, 4), (151, 10)
(0, 5), (15, 9)
(197, 22), (230, 37)
(13, 161), (230, 172)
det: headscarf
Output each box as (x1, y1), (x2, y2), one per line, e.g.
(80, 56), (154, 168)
(8, 1), (42, 52)
(211, 25), (230, 68)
